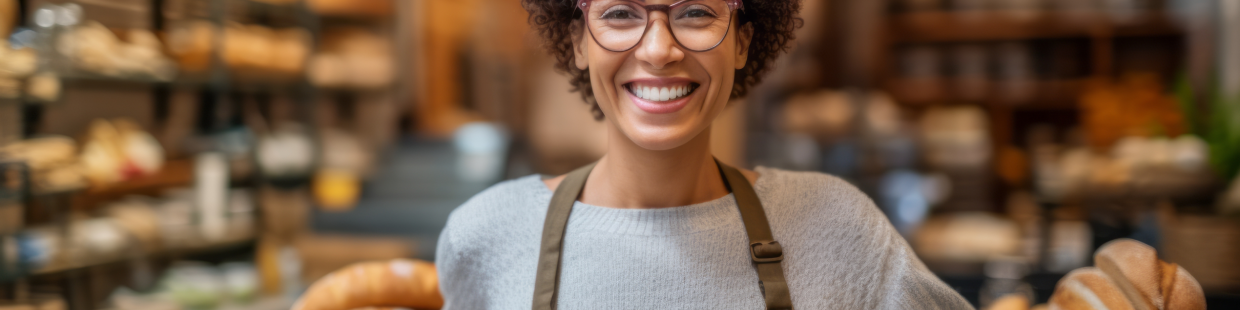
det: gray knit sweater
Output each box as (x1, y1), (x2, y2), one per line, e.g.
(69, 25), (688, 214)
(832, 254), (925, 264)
(436, 167), (973, 309)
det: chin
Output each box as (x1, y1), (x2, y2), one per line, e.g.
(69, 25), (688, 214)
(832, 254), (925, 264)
(618, 119), (707, 151)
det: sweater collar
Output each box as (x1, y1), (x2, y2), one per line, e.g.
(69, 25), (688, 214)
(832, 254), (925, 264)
(530, 166), (776, 236)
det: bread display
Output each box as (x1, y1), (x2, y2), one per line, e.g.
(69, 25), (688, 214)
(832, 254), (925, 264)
(26, 71), (61, 102)
(0, 47), (38, 79)
(0, 45), (40, 100)
(1047, 239), (1205, 310)
(308, 27), (393, 89)
(1080, 74), (1185, 150)
(79, 119), (165, 186)
(165, 20), (215, 74)
(56, 22), (177, 80)
(222, 23), (311, 78)
(292, 259), (443, 310)
(0, 136), (86, 192)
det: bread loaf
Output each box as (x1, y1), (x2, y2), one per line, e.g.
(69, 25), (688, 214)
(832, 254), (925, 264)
(1048, 239), (1206, 310)
(293, 259), (443, 310)
(1093, 239), (1161, 310)
(1049, 268), (1135, 310)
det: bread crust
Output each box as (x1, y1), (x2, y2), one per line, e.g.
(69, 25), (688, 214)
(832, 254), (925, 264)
(1162, 265), (1206, 310)
(1094, 239), (1161, 310)
(294, 259), (443, 310)
(1050, 268), (1136, 310)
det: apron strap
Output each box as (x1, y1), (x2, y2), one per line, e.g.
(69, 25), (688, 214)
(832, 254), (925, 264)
(532, 162), (596, 310)
(532, 160), (793, 310)
(717, 161), (793, 310)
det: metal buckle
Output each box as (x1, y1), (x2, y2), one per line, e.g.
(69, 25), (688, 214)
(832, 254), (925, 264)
(750, 240), (783, 263)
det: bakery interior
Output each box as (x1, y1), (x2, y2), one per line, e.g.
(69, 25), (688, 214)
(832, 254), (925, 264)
(1, 0), (1239, 309)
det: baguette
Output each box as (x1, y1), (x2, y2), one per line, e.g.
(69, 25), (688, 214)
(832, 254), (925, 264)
(293, 259), (443, 310)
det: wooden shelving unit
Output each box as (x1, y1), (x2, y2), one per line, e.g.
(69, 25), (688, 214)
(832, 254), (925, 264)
(880, 10), (1185, 110)
(888, 11), (1181, 43)
(875, 7), (1187, 158)
(884, 78), (1088, 108)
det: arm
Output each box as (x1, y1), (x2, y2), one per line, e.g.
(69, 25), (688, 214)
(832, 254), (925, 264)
(877, 231), (975, 310)
(436, 222), (487, 310)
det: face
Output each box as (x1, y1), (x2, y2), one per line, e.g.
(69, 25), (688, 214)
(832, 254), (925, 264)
(574, 0), (752, 151)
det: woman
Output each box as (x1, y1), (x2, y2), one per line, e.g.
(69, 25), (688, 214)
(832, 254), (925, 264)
(436, 0), (973, 309)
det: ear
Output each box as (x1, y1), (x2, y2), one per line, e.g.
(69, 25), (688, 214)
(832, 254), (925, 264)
(572, 19), (590, 70)
(734, 23), (753, 69)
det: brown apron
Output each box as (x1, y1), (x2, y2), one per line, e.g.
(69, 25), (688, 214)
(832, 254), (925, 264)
(531, 160), (793, 310)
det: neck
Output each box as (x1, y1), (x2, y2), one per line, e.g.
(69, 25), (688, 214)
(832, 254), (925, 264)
(580, 126), (729, 209)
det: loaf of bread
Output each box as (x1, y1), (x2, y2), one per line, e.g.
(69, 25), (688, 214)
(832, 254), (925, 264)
(1048, 239), (1205, 310)
(1049, 268), (1137, 310)
(293, 259), (443, 310)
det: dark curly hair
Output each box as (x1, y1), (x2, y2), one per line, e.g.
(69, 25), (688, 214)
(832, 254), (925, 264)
(523, 0), (803, 119)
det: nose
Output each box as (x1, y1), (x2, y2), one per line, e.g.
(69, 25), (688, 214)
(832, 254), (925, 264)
(633, 14), (684, 70)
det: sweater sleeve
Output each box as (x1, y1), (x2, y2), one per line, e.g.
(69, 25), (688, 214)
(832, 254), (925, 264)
(877, 230), (975, 310)
(436, 222), (487, 310)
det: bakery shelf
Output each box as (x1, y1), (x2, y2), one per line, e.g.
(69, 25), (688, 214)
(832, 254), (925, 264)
(884, 78), (1087, 108)
(78, 159), (195, 203)
(29, 230), (257, 276)
(889, 10), (1182, 43)
(76, 159), (252, 210)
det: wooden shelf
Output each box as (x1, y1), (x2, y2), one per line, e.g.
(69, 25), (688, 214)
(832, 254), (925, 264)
(79, 160), (195, 203)
(889, 10), (1182, 43)
(31, 230), (256, 276)
(75, 159), (252, 210)
(884, 78), (1087, 108)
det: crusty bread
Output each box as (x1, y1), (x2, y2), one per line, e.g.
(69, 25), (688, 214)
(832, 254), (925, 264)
(1049, 268), (1135, 310)
(1047, 239), (1206, 310)
(1094, 239), (1161, 310)
(990, 294), (1031, 310)
(293, 259), (443, 310)
(1162, 265), (1206, 310)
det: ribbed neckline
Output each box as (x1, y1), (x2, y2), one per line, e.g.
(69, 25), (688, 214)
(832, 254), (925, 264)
(527, 166), (776, 236)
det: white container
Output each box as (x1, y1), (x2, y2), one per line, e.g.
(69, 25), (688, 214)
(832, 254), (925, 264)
(195, 153), (229, 241)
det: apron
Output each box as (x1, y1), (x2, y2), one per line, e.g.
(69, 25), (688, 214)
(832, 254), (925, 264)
(531, 159), (794, 310)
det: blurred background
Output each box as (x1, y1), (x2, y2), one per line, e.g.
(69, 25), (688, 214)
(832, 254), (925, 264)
(0, 0), (1239, 309)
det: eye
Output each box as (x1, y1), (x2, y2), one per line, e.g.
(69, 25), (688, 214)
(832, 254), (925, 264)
(677, 5), (717, 19)
(600, 6), (642, 20)
(681, 9), (714, 18)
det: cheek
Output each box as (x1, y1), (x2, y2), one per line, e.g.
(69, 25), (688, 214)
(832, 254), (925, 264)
(587, 49), (629, 111)
(701, 52), (737, 109)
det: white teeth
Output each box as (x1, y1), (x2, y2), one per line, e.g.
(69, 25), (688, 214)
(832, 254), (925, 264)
(630, 84), (694, 102)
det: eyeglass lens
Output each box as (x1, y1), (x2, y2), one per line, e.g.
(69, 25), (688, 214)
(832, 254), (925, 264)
(585, 0), (734, 52)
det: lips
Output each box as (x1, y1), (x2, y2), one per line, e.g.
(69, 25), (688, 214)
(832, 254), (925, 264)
(623, 79), (700, 114)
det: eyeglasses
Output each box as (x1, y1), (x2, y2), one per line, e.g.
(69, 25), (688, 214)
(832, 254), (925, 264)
(577, 0), (743, 52)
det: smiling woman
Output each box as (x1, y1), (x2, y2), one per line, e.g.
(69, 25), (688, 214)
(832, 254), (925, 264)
(433, 0), (975, 309)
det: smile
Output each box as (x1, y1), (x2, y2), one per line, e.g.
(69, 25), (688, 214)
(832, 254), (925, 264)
(625, 82), (699, 102)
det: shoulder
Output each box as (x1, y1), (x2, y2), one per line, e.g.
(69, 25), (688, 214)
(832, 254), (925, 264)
(441, 175), (551, 245)
(753, 167), (889, 235)
(754, 167), (874, 208)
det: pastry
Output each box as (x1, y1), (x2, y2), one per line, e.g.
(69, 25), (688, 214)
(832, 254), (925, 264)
(293, 259), (443, 310)
(1047, 239), (1206, 310)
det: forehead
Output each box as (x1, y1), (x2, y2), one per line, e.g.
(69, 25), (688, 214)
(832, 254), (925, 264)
(590, 0), (694, 5)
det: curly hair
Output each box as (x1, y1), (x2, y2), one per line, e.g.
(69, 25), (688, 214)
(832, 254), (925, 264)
(523, 0), (803, 120)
